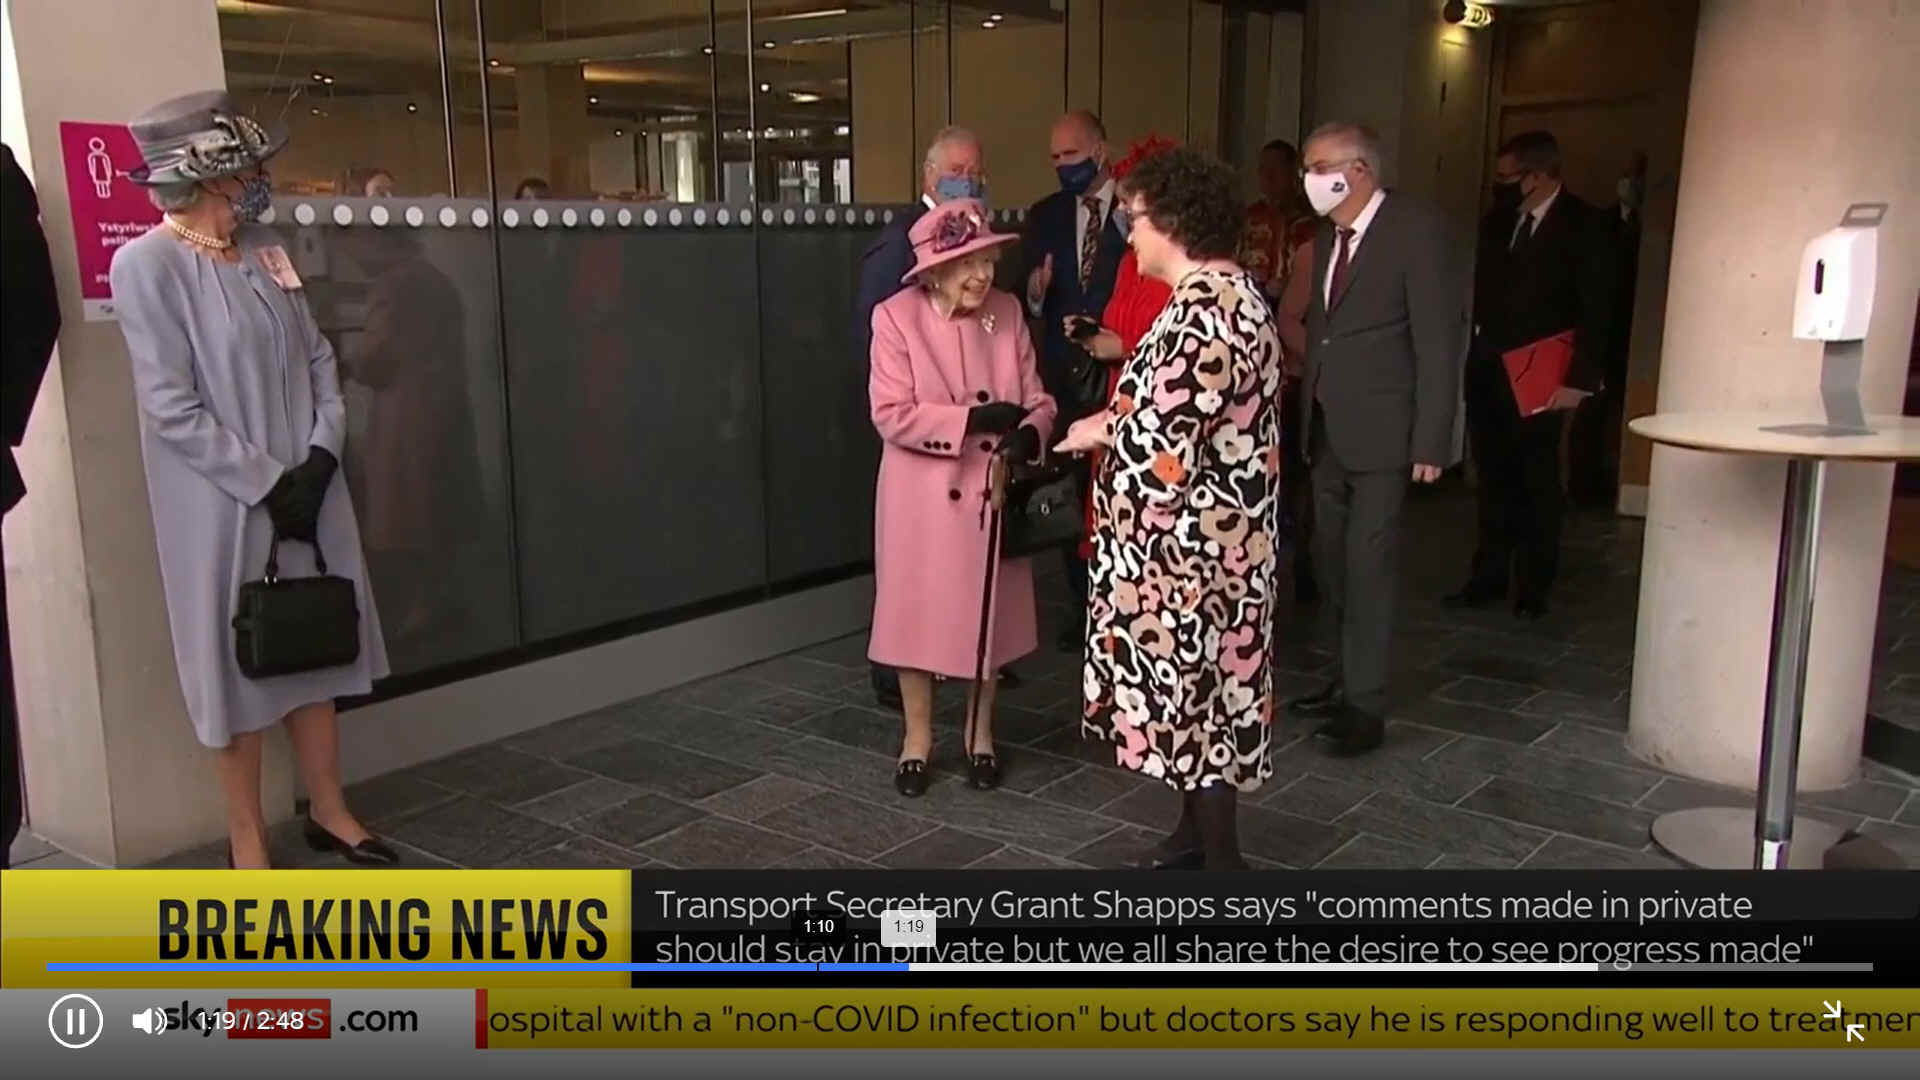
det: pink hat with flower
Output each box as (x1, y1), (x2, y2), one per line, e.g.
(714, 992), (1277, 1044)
(900, 198), (1017, 285)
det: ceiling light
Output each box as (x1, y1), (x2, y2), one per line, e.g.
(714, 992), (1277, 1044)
(762, 40), (776, 48)
(614, 128), (625, 137)
(1442, 1), (1494, 28)
(310, 71), (325, 82)
(776, 7), (848, 19)
(982, 19), (995, 27)
(834, 123), (850, 136)
(702, 45), (714, 55)
(310, 108), (322, 116)
(488, 58), (501, 67)
(322, 76), (334, 84)
(406, 102), (418, 113)
(789, 91), (821, 103)
(759, 82), (771, 92)
(588, 95), (600, 104)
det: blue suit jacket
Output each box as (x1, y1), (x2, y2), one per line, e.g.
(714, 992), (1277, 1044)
(854, 203), (927, 374)
(1019, 187), (1127, 413)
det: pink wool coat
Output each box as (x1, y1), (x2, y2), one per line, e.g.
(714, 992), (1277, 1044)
(868, 286), (1057, 679)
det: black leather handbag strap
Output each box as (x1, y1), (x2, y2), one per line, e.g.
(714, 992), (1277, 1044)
(264, 534), (329, 584)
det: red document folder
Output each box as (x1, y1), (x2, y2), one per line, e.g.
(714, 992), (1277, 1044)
(1501, 331), (1576, 417)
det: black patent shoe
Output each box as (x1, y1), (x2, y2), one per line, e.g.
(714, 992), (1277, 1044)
(1286, 683), (1345, 719)
(967, 753), (1002, 791)
(1325, 709), (1385, 758)
(303, 817), (401, 865)
(895, 759), (930, 798)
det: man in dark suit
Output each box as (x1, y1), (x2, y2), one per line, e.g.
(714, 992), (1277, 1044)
(1019, 110), (1127, 650)
(854, 127), (1000, 709)
(2, 144), (62, 866)
(1445, 131), (1613, 619)
(1286, 122), (1461, 757)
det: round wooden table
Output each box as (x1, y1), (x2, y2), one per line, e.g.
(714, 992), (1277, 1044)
(1629, 412), (1920, 869)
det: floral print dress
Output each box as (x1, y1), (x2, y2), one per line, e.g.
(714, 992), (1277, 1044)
(1081, 267), (1282, 792)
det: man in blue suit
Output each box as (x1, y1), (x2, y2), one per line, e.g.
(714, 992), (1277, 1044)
(855, 126), (1010, 710)
(1019, 110), (1126, 651)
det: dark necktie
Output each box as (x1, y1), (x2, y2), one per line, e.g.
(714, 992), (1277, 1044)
(1080, 194), (1102, 290)
(1328, 226), (1354, 306)
(1510, 211), (1535, 250)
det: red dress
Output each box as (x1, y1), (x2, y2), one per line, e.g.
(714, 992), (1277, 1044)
(1080, 249), (1174, 558)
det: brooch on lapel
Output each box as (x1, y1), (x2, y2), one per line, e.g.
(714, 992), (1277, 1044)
(980, 311), (997, 335)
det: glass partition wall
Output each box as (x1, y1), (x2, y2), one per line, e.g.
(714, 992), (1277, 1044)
(215, 0), (1230, 692)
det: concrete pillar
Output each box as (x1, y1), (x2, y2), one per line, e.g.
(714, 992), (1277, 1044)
(2, 0), (297, 864)
(515, 63), (591, 196)
(1628, 0), (1920, 791)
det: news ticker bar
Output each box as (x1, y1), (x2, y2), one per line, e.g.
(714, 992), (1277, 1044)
(43, 962), (1877, 974)
(10, 988), (1917, 1059)
(4, 869), (1915, 990)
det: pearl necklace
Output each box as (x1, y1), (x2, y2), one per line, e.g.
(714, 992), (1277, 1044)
(164, 215), (233, 251)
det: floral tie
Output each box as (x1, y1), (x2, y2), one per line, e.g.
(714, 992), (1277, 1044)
(1080, 194), (1102, 291)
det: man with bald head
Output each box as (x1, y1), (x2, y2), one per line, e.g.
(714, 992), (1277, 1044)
(1020, 109), (1128, 651)
(855, 126), (1008, 708)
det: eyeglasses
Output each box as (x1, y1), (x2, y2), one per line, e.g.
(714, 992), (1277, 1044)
(1300, 157), (1357, 177)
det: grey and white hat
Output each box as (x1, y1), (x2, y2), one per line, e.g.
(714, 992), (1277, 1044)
(125, 90), (286, 187)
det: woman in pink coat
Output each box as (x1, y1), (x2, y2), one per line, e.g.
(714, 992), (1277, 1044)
(869, 199), (1057, 798)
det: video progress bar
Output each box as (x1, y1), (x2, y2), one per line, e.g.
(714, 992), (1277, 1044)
(49, 961), (1868, 974)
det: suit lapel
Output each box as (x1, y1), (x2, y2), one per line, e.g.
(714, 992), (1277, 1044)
(1329, 194), (1390, 314)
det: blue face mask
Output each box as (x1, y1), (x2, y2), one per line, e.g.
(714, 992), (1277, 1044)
(933, 175), (986, 203)
(1056, 157), (1099, 196)
(224, 173), (273, 223)
(1111, 207), (1132, 239)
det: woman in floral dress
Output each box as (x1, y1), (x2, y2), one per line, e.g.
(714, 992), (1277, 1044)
(1056, 148), (1281, 871)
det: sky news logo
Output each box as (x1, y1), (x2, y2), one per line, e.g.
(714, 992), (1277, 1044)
(129, 999), (330, 1039)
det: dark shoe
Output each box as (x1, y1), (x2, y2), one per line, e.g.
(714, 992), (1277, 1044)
(1442, 585), (1503, 610)
(967, 753), (1002, 791)
(1286, 683), (1345, 719)
(1514, 596), (1549, 620)
(1323, 708), (1385, 757)
(894, 759), (930, 798)
(303, 817), (400, 866)
(1311, 712), (1354, 740)
(1130, 844), (1204, 870)
(997, 667), (1023, 689)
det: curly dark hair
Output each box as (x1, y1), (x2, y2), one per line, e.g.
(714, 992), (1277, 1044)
(1118, 147), (1244, 260)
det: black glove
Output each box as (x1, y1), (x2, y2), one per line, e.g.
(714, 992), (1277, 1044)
(270, 447), (336, 541)
(966, 402), (1026, 435)
(997, 424), (1040, 463)
(262, 471), (307, 538)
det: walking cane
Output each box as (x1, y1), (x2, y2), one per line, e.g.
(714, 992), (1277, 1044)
(967, 450), (1009, 759)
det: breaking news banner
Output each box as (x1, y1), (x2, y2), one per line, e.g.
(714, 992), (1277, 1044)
(1, 870), (1915, 1074)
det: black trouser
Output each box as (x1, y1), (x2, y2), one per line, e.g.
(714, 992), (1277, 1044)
(1, 533), (19, 868)
(1309, 411), (1407, 715)
(1465, 346), (1566, 602)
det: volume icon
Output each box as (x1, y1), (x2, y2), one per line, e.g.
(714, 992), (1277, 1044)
(131, 1006), (169, 1036)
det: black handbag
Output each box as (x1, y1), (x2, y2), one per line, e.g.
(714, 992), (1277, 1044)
(1062, 341), (1111, 423)
(998, 455), (1085, 558)
(232, 535), (361, 679)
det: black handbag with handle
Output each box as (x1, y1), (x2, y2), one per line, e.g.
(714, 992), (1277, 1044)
(998, 454), (1085, 558)
(232, 535), (361, 679)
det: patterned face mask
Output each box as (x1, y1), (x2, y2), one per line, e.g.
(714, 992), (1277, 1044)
(225, 173), (273, 223)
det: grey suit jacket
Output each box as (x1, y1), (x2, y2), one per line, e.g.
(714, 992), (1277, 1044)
(1301, 191), (1462, 473)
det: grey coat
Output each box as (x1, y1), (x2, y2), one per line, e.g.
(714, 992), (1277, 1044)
(111, 223), (388, 748)
(1301, 192), (1463, 473)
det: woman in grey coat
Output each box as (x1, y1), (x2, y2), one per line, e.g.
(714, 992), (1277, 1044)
(111, 91), (394, 869)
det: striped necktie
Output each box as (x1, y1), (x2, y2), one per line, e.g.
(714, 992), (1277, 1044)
(1080, 194), (1102, 290)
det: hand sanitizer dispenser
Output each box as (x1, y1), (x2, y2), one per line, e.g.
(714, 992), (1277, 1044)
(1792, 205), (1881, 342)
(1764, 203), (1887, 437)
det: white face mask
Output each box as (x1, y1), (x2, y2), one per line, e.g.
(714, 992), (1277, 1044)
(1303, 170), (1352, 216)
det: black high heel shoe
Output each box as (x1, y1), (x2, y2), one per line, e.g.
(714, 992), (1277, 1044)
(966, 753), (1002, 791)
(303, 817), (401, 865)
(894, 759), (930, 798)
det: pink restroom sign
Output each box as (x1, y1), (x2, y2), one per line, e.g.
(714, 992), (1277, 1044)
(58, 121), (162, 321)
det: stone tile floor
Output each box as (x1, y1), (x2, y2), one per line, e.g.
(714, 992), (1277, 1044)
(12, 487), (1919, 871)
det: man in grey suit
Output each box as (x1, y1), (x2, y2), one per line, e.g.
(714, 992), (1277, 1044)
(1286, 122), (1461, 756)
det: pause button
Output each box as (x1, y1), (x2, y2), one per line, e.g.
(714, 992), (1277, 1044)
(48, 993), (104, 1049)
